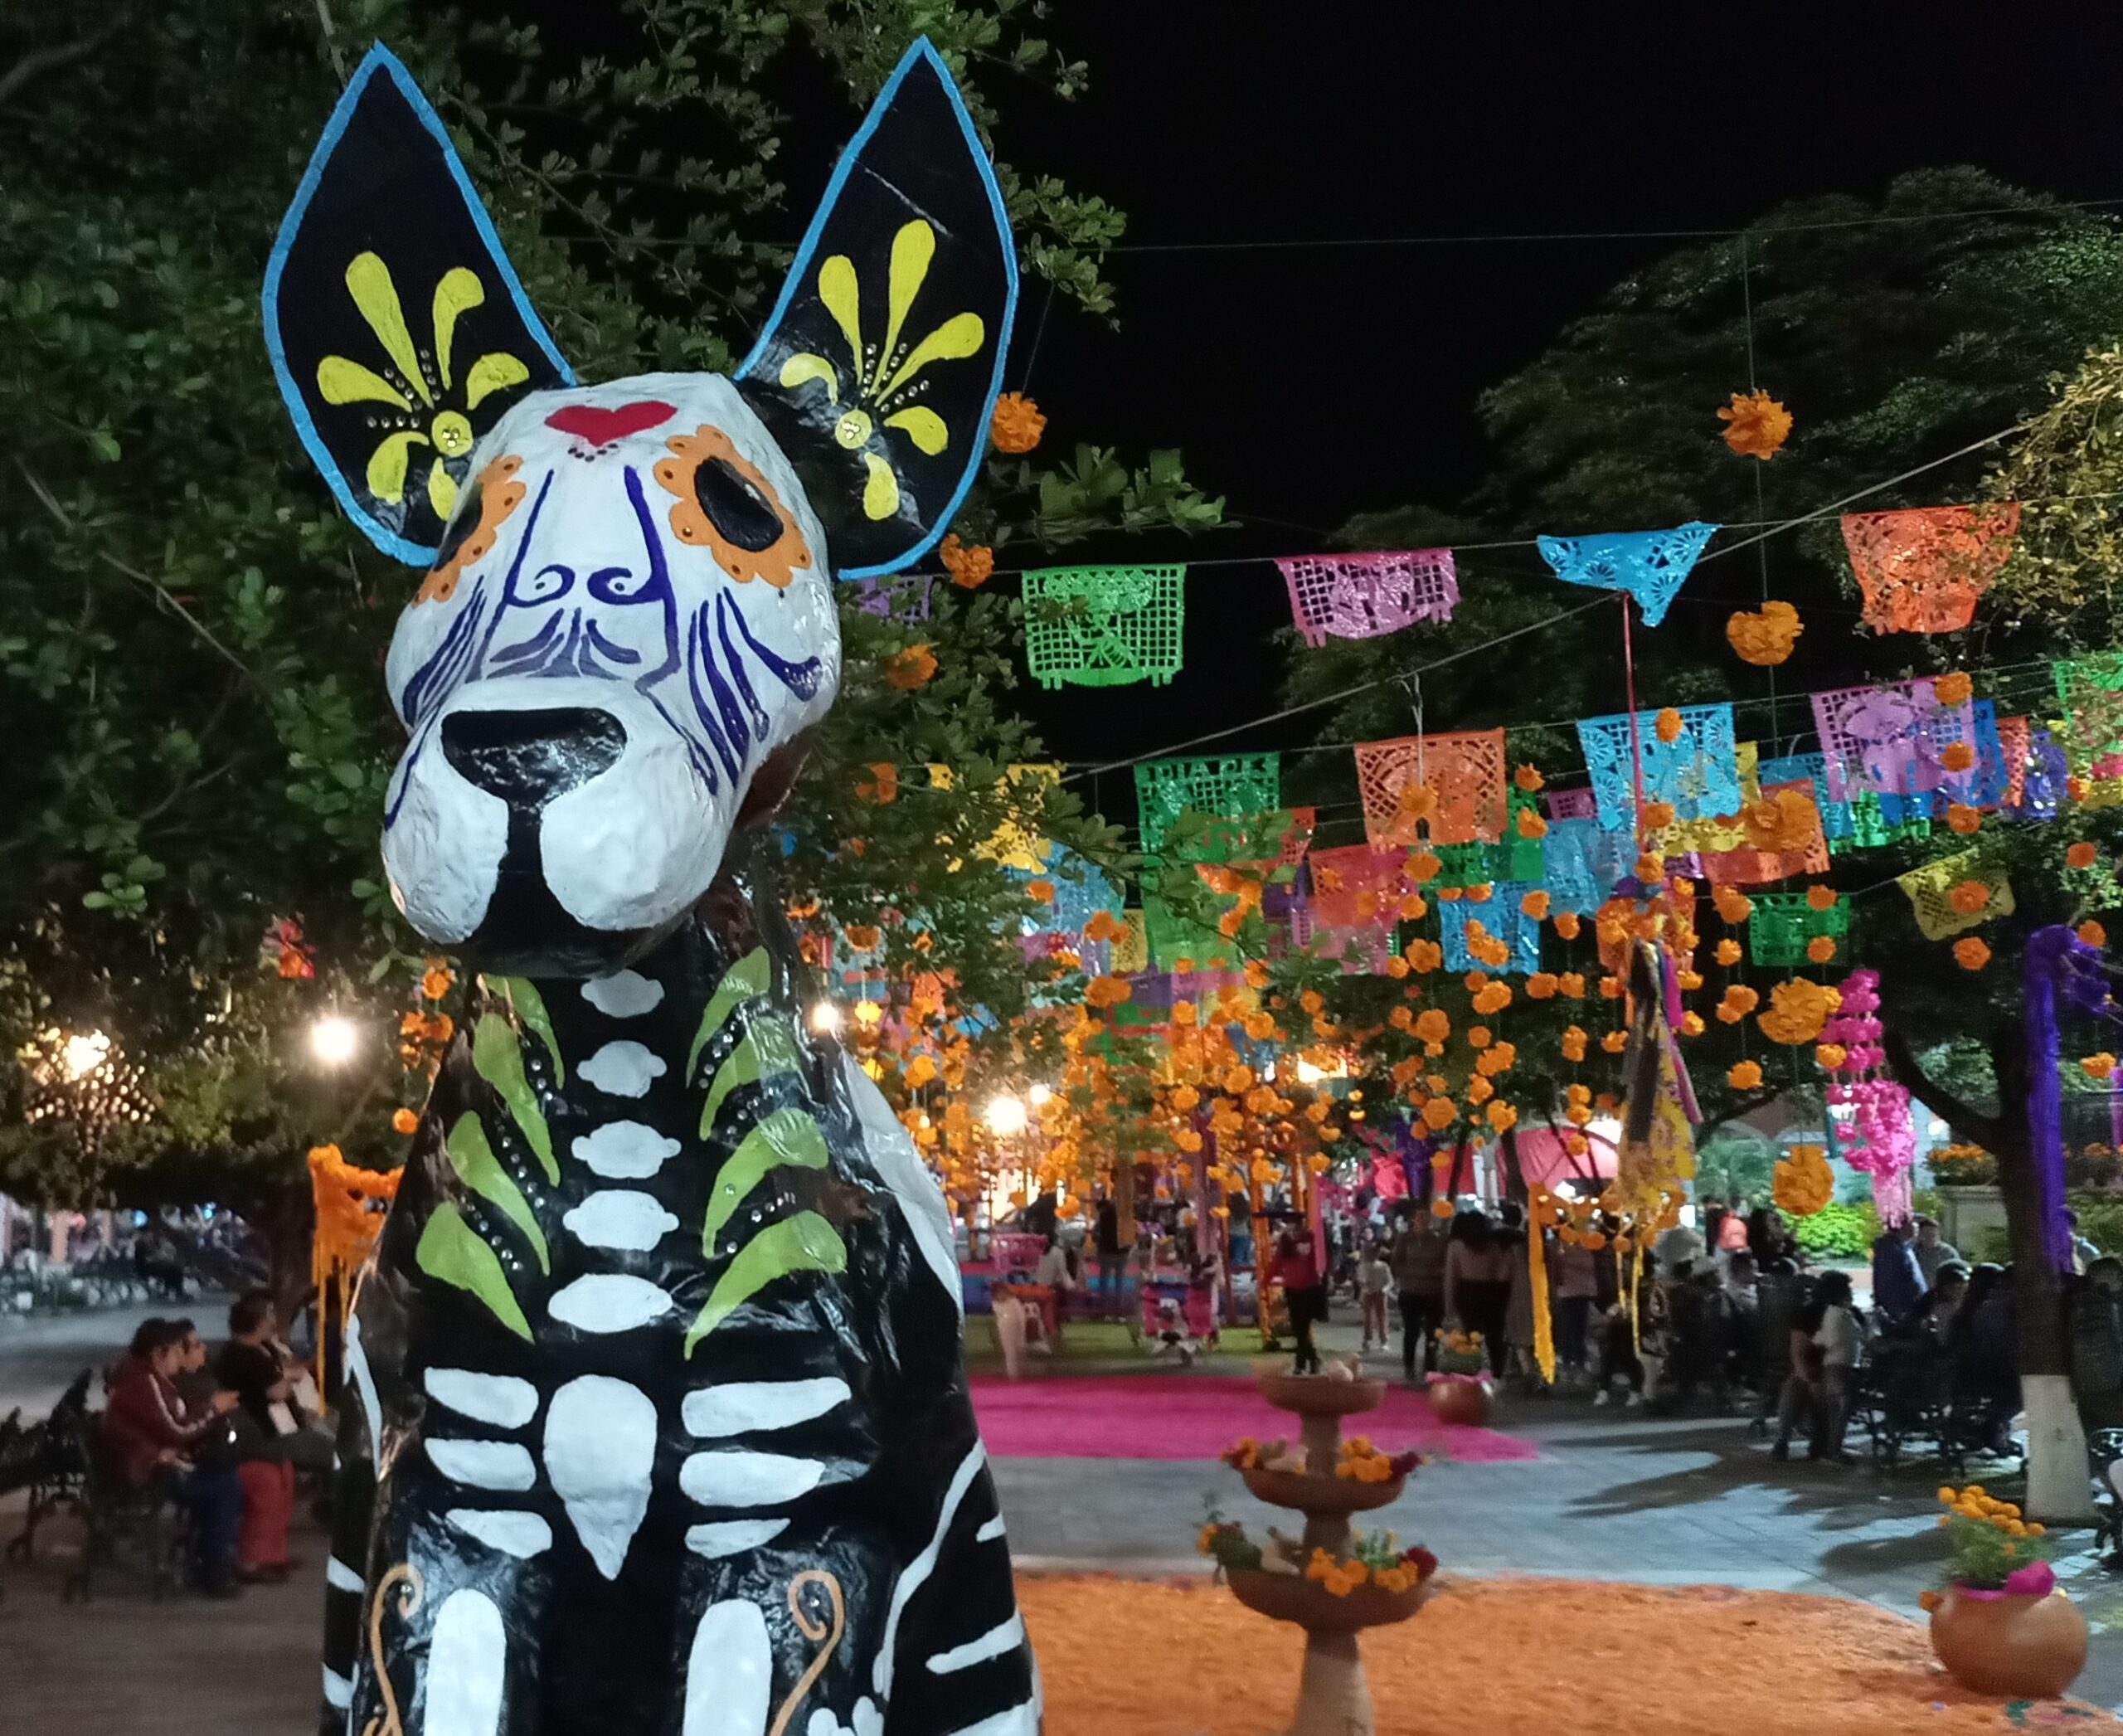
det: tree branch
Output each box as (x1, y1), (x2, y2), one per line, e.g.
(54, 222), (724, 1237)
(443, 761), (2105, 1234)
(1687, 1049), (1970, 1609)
(0, 21), (121, 108)
(1883, 1025), (2006, 1151)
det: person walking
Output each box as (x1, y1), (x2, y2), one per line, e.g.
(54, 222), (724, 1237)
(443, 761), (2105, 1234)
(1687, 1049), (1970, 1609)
(1357, 1235), (1393, 1353)
(1273, 1223), (1327, 1374)
(1444, 1210), (1512, 1377)
(1390, 1206), (1449, 1380)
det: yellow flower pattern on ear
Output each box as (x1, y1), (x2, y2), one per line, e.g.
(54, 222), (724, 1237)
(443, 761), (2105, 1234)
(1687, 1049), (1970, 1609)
(775, 220), (985, 522)
(314, 253), (529, 523)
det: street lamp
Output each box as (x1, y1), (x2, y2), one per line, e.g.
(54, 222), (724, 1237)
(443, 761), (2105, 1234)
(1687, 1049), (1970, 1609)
(1026, 1082), (1052, 1108)
(984, 1092), (1027, 1137)
(309, 1014), (360, 1067)
(809, 1001), (844, 1035)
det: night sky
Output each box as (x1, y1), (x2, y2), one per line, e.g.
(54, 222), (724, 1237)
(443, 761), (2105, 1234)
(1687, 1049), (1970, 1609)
(945, 2), (2123, 811)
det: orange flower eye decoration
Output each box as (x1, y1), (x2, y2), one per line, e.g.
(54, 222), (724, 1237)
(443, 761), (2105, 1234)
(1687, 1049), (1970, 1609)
(419, 455), (527, 604)
(653, 424), (812, 587)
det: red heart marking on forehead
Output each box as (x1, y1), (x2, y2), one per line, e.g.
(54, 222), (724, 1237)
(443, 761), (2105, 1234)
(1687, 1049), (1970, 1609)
(543, 400), (676, 445)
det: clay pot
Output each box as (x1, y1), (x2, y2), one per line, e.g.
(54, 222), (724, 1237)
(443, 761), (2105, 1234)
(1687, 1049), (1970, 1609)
(1254, 1369), (1387, 1418)
(1225, 1566), (1431, 1633)
(1426, 1379), (1493, 1428)
(1241, 1466), (1406, 1515)
(1928, 1588), (2087, 1699)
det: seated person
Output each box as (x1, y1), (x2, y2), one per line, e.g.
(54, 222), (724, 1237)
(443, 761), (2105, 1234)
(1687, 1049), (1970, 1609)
(216, 1290), (319, 1582)
(102, 1318), (245, 1596)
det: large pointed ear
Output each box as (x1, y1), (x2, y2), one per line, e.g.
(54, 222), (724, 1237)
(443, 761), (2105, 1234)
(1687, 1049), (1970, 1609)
(735, 39), (1018, 581)
(262, 45), (573, 564)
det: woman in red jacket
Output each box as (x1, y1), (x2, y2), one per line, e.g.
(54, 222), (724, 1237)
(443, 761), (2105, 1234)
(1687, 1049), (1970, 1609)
(101, 1317), (245, 1596)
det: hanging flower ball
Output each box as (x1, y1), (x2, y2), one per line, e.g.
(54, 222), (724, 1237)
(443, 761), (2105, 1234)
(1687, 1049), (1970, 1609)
(1554, 912), (1582, 940)
(1757, 978), (1841, 1045)
(1601, 1029), (1628, 1053)
(1728, 1060), (1763, 1090)
(1805, 884), (1837, 912)
(1514, 763), (1545, 792)
(884, 644), (939, 688)
(2067, 841), (2099, 870)
(1635, 852), (1666, 884)
(1947, 879), (1990, 914)
(1430, 1197), (1455, 1218)
(1815, 1043), (1848, 1071)
(939, 532), (995, 589)
(1953, 936), (1992, 971)
(989, 392), (1047, 454)
(1946, 803), (1982, 835)
(1527, 971), (1559, 999)
(1405, 850), (1442, 883)
(420, 961), (454, 1001)
(1935, 671), (1974, 707)
(1516, 806), (1548, 839)
(1805, 935), (1838, 964)
(1640, 800), (1677, 831)
(1486, 1101), (1518, 1132)
(1654, 707), (1684, 743)
(1939, 742), (1976, 773)
(391, 1107), (420, 1135)
(1716, 984), (1759, 1024)
(1519, 890), (1552, 921)
(1725, 599), (1803, 665)
(1715, 939), (1742, 965)
(2082, 1053), (2118, 1081)
(1025, 879), (1056, 905)
(1718, 388), (1794, 460)
(2081, 921), (2109, 948)
(1713, 884), (1754, 924)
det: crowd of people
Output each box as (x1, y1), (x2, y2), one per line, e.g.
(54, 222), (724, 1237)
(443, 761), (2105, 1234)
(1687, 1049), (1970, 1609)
(99, 1291), (328, 1596)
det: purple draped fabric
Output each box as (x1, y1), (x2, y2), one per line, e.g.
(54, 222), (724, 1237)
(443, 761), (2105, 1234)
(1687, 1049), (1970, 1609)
(2024, 925), (2112, 1272)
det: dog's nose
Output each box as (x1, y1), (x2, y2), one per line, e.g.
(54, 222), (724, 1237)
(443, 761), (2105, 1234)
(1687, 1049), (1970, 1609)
(441, 708), (627, 808)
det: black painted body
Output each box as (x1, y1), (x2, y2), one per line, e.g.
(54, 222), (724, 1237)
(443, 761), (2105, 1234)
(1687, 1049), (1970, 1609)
(323, 853), (1030, 1734)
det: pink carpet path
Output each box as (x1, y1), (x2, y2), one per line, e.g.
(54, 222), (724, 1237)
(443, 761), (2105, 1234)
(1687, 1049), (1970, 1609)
(969, 1374), (1539, 1462)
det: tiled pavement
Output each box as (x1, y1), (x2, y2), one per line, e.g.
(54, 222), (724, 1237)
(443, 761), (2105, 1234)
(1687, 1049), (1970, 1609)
(8, 1308), (2123, 1730)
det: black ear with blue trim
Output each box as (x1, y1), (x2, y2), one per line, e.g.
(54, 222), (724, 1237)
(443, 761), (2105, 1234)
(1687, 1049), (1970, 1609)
(263, 45), (572, 565)
(735, 39), (1018, 581)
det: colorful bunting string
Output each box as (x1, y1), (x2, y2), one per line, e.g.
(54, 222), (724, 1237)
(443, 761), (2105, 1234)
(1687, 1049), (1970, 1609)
(1536, 522), (1718, 626)
(1277, 549), (1459, 646)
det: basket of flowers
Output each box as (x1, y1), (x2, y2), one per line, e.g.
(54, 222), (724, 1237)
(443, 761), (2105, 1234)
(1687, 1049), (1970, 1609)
(1921, 1484), (2085, 1698)
(1227, 1434), (1419, 1513)
(1425, 1328), (1493, 1426)
(1217, 1524), (1439, 1633)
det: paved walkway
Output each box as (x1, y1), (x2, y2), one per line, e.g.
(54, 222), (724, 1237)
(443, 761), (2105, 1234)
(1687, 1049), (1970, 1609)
(7, 1311), (2123, 1730)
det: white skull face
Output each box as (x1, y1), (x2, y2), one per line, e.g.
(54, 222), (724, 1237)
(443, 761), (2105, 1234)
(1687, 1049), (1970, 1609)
(380, 372), (840, 975)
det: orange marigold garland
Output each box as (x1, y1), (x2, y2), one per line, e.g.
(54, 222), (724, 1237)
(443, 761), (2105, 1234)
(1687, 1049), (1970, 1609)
(1953, 936), (1992, 970)
(989, 391), (1046, 454)
(1718, 388), (1794, 460)
(1725, 599), (1803, 666)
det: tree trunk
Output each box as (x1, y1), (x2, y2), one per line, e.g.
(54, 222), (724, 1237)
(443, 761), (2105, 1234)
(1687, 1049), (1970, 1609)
(1498, 1127), (1527, 1204)
(1883, 1024), (2092, 1520)
(1989, 1032), (2093, 1522)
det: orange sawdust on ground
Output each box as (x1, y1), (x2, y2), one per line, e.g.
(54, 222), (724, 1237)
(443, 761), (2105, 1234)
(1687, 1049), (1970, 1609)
(1019, 1574), (2116, 1734)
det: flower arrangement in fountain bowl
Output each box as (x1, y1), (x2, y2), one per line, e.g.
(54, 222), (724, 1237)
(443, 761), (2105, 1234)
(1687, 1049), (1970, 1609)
(1205, 1517), (1440, 1632)
(1425, 1328), (1494, 1426)
(1921, 1484), (2085, 1699)
(1223, 1434), (1418, 1512)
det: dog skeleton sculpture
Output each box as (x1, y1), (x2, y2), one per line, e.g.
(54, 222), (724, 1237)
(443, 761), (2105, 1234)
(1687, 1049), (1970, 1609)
(264, 41), (1036, 1736)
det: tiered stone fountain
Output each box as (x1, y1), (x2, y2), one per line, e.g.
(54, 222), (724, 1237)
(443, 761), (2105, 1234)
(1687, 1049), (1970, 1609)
(1222, 1362), (1431, 1736)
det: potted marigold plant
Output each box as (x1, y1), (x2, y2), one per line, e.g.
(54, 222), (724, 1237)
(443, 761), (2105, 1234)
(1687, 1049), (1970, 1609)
(1921, 1484), (2085, 1698)
(1426, 1328), (1493, 1427)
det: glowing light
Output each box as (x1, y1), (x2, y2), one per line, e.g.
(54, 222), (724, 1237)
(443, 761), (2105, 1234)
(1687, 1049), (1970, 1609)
(310, 1015), (360, 1067)
(985, 1093), (1027, 1137)
(61, 1031), (110, 1080)
(1027, 1083), (1052, 1107)
(809, 1002), (843, 1034)
(1295, 1059), (1324, 1085)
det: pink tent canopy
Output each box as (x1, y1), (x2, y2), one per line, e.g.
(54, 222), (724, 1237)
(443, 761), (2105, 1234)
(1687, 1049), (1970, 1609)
(1512, 1123), (1620, 1191)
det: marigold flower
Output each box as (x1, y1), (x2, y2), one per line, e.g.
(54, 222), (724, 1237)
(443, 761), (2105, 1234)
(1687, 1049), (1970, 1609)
(1514, 763), (1545, 791)
(989, 391), (1046, 454)
(1635, 853), (1665, 884)
(1527, 971), (1559, 999)
(1724, 598), (1802, 664)
(1559, 971), (1586, 997)
(1947, 879), (1990, 914)
(1641, 800), (1676, 830)
(1940, 742), (1975, 773)
(885, 644), (938, 688)
(1414, 1009), (1450, 1044)
(391, 1107), (420, 1135)
(1727, 1060), (1763, 1091)
(2068, 841), (2099, 870)
(1516, 806), (1548, 839)
(856, 761), (900, 804)
(938, 532), (995, 589)
(1398, 892), (1428, 921)
(1487, 1101), (1518, 1132)
(1805, 935), (1838, 964)
(1086, 974), (1134, 1008)
(1935, 671), (1973, 707)
(420, 963), (454, 1001)
(2082, 921), (2108, 948)
(1714, 939), (1742, 965)
(1553, 912), (1581, 940)
(1953, 936), (1991, 971)
(1421, 1097), (1457, 1131)
(1466, 882), (1493, 902)
(1815, 1043), (1848, 1070)
(1718, 388), (1793, 460)
(2082, 1053), (2117, 1081)
(1712, 884), (1753, 925)
(1654, 707), (1683, 743)
(1946, 803), (1981, 835)
(1601, 1029), (1628, 1053)
(1025, 879), (1055, 905)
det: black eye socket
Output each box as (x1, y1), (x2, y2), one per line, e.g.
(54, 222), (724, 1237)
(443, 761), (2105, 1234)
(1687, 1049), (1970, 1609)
(431, 481), (483, 571)
(692, 456), (785, 552)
